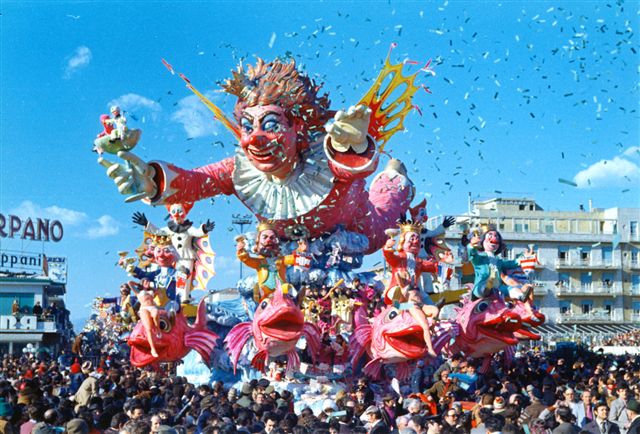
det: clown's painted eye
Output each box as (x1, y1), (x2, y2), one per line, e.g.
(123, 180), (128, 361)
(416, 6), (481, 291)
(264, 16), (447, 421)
(241, 118), (253, 133)
(262, 116), (282, 133)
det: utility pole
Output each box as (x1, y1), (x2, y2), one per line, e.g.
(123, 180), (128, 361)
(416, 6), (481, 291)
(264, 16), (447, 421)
(231, 214), (253, 279)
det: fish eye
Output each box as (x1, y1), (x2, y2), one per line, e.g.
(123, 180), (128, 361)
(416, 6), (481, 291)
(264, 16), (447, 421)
(388, 309), (398, 320)
(474, 301), (489, 313)
(158, 318), (172, 333)
(260, 300), (268, 310)
(506, 301), (515, 309)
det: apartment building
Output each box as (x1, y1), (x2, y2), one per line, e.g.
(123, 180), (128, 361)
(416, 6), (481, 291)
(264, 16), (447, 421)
(437, 197), (640, 340)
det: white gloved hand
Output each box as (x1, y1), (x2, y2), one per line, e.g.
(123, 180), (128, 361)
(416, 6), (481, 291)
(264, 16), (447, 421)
(98, 151), (157, 203)
(326, 104), (371, 154)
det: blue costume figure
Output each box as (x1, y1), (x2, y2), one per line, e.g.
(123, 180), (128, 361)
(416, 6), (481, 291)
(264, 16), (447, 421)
(467, 226), (532, 305)
(129, 234), (178, 304)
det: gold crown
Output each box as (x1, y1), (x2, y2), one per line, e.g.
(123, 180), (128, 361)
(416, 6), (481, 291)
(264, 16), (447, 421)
(399, 220), (423, 234)
(257, 220), (277, 233)
(151, 233), (172, 246)
(481, 223), (497, 234)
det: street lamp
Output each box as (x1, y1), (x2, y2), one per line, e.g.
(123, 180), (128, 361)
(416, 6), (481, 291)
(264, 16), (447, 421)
(231, 214), (253, 279)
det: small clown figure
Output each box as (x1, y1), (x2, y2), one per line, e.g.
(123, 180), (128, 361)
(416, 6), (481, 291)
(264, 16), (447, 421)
(288, 238), (312, 287)
(383, 220), (453, 358)
(106, 105), (127, 142)
(129, 234), (179, 305)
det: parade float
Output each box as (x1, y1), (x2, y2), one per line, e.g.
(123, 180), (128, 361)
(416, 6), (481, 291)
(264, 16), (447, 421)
(91, 46), (544, 404)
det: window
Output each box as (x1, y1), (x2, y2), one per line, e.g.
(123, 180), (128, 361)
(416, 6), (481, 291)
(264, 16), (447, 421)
(557, 272), (570, 287)
(519, 204), (525, 211)
(603, 302), (613, 314)
(560, 301), (571, 314)
(581, 301), (593, 314)
(633, 301), (640, 316)
(543, 221), (554, 233)
(632, 249), (639, 263)
(0, 294), (34, 316)
(631, 221), (638, 237)
(602, 272), (614, 288)
(580, 272), (592, 291)
(602, 247), (613, 264)
(514, 222), (529, 233)
(558, 247), (568, 260)
(579, 247), (590, 262)
(632, 275), (640, 293)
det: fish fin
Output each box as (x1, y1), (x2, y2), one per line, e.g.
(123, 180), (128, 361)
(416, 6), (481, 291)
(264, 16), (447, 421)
(223, 322), (252, 374)
(285, 349), (300, 376)
(363, 358), (383, 380)
(354, 305), (369, 328)
(193, 298), (208, 329)
(302, 323), (321, 360)
(349, 323), (372, 369)
(184, 328), (219, 365)
(251, 350), (268, 372)
(395, 362), (411, 381)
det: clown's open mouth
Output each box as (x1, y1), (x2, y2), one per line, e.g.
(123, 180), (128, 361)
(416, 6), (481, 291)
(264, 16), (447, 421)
(246, 144), (280, 161)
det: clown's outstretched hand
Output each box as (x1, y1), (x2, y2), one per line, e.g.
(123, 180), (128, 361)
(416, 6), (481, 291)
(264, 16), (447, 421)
(98, 151), (157, 203)
(326, 104), (371, 154)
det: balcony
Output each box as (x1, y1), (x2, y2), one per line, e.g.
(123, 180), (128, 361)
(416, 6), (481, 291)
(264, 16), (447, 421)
(555, 258), (620, 269)
(556, 282), (622, 296)
(558, 311), (623, 323)
(629, 286), (640, 296)
(624, 259), (640, 270)
(632, 314), (640, 323)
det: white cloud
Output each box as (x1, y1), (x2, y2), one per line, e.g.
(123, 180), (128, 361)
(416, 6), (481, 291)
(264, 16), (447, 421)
(63, 46), (92, 79)
(8, 201), (119, 239)
(171, 92), (221, 138)
(108, 93), (161, 113)
(10, 201), (88, 226)
(574, 154), (640, 189)
(85, 215), (120, 239)
(623, 146), (640, 159)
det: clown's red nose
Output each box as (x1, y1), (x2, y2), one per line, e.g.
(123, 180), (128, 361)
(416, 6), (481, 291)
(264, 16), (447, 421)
(241, 133), (270, 148)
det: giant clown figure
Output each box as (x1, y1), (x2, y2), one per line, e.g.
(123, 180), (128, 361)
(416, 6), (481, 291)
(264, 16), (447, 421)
(99, 56), (422, 252)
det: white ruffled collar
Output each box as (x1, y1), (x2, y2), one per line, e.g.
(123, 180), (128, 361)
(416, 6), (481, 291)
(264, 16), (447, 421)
(233, 143), (334, 220)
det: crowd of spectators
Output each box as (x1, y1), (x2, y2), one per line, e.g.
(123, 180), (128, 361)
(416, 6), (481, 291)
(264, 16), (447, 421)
(0, 338), (639, 434)
(602, 331), (640, 347)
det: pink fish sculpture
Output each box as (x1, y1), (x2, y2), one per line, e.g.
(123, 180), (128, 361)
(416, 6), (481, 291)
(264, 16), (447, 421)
(128, 299), (218, 367)
(350, 305), (447, 380)
(225, 287), (321, 375)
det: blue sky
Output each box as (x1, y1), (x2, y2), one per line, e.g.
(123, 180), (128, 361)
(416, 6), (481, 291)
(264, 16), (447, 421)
(1, 1), (638, 322)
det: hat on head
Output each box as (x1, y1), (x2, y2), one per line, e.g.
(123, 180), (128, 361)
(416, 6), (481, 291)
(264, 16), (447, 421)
(383, 394), (396, 402)
(264, 385), (275, 395)
(65, 418), (89, 434)
(236, 396), (252, 408)
(493, 396), (506, 412)
(363, 405), (379, 415)
(627, 400), (640, 414)
(257, 378), (270, 389)
(241, 383), (253, 395)
(200, 396), (216, 409)
(32, 423), (56, 434)
(322, 399), (338, 412)
(81, 361), (92, 373)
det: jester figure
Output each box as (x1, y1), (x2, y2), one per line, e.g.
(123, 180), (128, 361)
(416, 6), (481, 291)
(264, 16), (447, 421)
(132, 202), (215, 302)
(383, 220), (454, 358)
(99, 52), (426, 253)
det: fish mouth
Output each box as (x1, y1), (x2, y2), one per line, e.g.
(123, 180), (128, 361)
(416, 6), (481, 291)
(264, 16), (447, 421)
(384, 325), (427, 359)
(515, 325), (541, 341)
(477, 313), (520, 345)
(260, 308), (304, 341)
(127, 335), (170, 366)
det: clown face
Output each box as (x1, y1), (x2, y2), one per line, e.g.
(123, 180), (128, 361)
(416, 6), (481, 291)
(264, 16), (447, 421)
(239, 105), (300, 179)
(483, 230), (501, 254)
(402, 231), (421, 255)
(257, 229), (280, 257)
(154, 245), (178, 268)
(169, 204), (187, 224)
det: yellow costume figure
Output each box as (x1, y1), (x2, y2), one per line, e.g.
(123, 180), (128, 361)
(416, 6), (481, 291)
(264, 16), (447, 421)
(236, 221), (295, 302)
